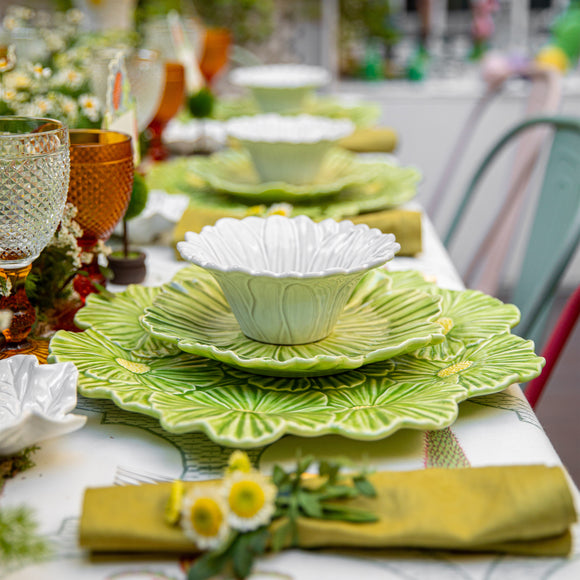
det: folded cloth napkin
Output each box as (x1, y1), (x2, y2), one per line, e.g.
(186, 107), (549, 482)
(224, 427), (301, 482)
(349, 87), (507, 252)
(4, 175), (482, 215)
(173, 208), (422, 257)
(338, 127), (398, 153)
(80, 465), (576, 557)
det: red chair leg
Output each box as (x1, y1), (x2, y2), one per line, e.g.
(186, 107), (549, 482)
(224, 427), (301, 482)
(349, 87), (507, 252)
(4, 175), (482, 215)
(526, 285), (580, 409)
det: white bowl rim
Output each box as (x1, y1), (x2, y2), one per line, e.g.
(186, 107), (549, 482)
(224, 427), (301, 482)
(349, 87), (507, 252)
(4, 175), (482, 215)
(177, 215), (400, 279)
(230, 64), (331, 88)
(226, 114), (354, 144)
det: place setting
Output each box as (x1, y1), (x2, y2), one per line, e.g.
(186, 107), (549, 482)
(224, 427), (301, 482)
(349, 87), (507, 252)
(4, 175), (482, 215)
(2, 3), (580, 579)
(48, 213), (543, 449)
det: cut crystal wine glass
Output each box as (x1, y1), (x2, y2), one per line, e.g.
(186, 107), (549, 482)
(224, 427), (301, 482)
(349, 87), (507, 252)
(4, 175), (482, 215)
(0, 116), (70, 361)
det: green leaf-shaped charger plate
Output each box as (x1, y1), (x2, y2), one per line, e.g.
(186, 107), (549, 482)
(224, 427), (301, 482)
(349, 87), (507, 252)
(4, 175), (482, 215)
(146, 156), (419, 220)
(48, 271), (544, 448)
(191, 148), (385, 203)
(74, 285), (180, 359)
(141, 266), (445, 377)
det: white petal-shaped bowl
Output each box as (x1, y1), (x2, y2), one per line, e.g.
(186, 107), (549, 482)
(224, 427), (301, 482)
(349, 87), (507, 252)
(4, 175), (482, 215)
(177, 216), (400, 345)
(0, 355), (85, 456)
(226, 114), (355, 185)
(230, 64), (331, 113)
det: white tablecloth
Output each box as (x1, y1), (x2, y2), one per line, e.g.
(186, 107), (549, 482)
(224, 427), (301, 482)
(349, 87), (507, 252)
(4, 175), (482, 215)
(2, 213), (579, 580)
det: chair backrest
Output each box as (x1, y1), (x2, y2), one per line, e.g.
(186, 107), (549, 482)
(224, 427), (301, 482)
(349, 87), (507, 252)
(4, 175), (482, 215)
(444, 115), (580, 347)
(429, 66), (562, 232)
(525, 283), (580, 409)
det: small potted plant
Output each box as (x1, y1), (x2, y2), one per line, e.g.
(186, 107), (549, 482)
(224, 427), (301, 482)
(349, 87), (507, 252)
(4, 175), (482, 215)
(107, 171), (149, 285)
(187, 86), (215, 153)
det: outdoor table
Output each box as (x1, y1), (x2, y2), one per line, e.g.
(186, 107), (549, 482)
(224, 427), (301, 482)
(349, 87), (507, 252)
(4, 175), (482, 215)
(2, 211), (579, 580)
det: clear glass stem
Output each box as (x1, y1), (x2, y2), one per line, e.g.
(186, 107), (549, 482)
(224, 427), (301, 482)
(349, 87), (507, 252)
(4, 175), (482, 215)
(0, 264), (36, 349)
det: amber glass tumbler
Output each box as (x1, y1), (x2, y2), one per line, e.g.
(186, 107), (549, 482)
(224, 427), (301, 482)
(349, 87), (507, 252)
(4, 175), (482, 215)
(68, 129), (134, 301)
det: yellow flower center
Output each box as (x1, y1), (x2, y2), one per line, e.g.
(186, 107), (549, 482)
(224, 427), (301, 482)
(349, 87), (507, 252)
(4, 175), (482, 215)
(229, 480), (265, 518)
(115, 358), (150, 374)
(437, 360), (473, 378)
(189, 497), (224, 538)
(437, 317), (454, 335)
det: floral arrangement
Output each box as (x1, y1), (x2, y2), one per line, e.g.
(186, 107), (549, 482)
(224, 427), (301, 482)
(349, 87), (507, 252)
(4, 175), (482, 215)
(0, 5), (134, 128)
(0, 202), (110, 334)
(167, 451), (377, 580)
(0, 6), (102, 127)
(26, 203), (113, 333)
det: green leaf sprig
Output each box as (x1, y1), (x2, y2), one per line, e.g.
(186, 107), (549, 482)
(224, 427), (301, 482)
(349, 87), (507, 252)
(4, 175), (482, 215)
(187, 454), (377, 580)
(270, 455), (377, 552)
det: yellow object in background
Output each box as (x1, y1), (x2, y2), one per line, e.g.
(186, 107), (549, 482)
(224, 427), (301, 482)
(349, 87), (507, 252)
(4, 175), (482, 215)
(339, 127), (398, 154)
(535, 45), (569, 73)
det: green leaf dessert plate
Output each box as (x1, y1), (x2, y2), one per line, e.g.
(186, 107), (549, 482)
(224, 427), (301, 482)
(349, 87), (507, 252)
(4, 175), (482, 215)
(48, 269), (544, 449)
(141, 266), (446, 377)
(212, 95), (381, 128)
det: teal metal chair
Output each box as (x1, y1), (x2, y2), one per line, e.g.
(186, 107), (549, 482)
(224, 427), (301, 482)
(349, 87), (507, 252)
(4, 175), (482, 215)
(444, 116), (580, 348)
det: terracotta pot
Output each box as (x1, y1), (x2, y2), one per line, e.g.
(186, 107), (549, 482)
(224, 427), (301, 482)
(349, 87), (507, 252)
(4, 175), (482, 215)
(108, 251), (147, 285)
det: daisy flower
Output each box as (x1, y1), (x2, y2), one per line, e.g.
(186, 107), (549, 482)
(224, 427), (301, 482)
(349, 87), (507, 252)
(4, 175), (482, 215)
(57, 94), (78, 121)
(223, 469), (277, 532)
(30, 95), (54, 116)
(56, 68), (83, 89)
(5, 71), (31, 90)
(267, 202), (293, 217)
(31, 63), (52, 80)
(181, 487), (230, 550)
(0, 45), (16, 74)
(79, 94), (101, 122)
(0, 88), (17, 103)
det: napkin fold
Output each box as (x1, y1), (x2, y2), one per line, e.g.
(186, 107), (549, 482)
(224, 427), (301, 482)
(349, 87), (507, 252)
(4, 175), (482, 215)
(338, 127), (398, 153)
(173, 208), (422, 257)
(80, 465), (576, 557)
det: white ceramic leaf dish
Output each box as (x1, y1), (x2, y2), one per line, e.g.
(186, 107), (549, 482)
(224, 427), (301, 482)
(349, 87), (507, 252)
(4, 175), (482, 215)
(178, 216), (399, 277)
(226, 114), (355, 184)
(226, 114), (354, 144)
(0, 355), (86, 456)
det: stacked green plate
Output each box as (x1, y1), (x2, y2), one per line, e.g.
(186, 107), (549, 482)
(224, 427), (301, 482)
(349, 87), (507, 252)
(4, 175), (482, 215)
(49, 267), (543, 448)
(146, 150), (420, 220)
(211, 95), (381, 128)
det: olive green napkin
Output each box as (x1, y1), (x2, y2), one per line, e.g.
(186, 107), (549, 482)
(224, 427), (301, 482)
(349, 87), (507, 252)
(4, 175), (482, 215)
(173, 207), (422, 257)
(338, 127), (398, 153)
(80, 465), (576, 557)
